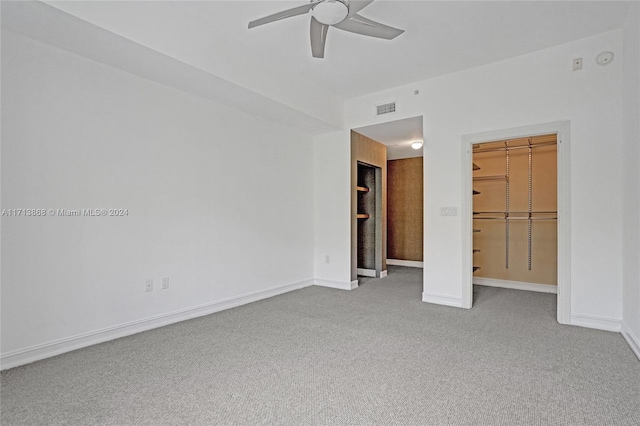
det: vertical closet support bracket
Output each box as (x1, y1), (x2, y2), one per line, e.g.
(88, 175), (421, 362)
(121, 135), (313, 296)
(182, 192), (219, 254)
(527, 138), (533, 270)
(505, 140), (510, 269)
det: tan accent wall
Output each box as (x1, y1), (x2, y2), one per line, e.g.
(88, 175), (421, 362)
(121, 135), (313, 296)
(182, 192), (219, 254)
(387, 157), (423, 261)
(473, 135), (557, 285)
(351, 131), (387, 280)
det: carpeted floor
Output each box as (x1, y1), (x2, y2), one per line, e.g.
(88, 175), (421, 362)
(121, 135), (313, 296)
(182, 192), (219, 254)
(2, 266), (639, 425)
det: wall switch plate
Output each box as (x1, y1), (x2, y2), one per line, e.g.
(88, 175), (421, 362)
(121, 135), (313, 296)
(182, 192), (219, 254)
(440, 207), (458, 216)
(573, 57), (583, 71)
(145, 279), (153, 292)
(161, 277), (169, 290)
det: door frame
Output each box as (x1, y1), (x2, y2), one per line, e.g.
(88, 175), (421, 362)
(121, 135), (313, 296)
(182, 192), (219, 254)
(460, 121), (571, 324)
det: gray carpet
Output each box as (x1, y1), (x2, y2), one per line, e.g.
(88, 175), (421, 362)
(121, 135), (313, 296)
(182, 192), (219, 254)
(2, 266), (639, 425)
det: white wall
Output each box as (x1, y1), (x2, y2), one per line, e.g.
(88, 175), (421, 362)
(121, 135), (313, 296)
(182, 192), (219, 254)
(313, 130), (355, 290)
(622, 3), (640, 356)
(314, 30), (626, 326)
(1, 31), (315, 366)
(39, 1), (344, 131)
(2, 1), (338, 137)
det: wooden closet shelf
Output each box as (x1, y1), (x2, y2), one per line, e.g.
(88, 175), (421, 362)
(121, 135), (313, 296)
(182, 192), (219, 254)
(473, 190), (481, 195)
(356, 186), (370, 192)
(473, 266), (481, 272)
(473, 163), (481, 171)
(356, 213), (370, 219)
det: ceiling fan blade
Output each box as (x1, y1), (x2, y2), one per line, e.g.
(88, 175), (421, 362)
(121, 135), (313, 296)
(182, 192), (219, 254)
(310, 17), (330, 58)
(333, 13), (404, 39)
(249, 2), (320, 29)
(347, 0), (374, 17)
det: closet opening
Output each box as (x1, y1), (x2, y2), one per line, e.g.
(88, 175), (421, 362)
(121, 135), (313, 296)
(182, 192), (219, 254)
(462, 121), (571, 324)
(472, 135), (558, 292)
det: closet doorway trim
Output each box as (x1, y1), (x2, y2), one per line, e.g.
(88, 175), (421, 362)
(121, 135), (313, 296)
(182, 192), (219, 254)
(460, 121), (570, 325)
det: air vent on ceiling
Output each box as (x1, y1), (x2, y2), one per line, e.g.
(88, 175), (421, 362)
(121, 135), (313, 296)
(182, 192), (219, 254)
(376, 101), (396, 116)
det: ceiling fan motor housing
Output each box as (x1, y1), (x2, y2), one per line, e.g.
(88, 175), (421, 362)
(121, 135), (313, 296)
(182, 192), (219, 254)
(312, 0), (349, 25)
(248, 0), (404, 59)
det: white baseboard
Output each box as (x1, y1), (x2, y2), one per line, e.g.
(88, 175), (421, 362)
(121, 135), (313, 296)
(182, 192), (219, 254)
(422, 292), (463, 308)
(0, 279), (314, 371)
(473, 277), (557, 294)
(355, 269), (388, 278)
(314, 278), (358, 291)
(357, 268), (376, 278)
(621, 321), (640, 361)
(387, 259), (424, 268)
(570, 313), (622, 332)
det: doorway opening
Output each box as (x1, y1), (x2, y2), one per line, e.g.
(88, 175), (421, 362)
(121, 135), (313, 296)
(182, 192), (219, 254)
(462, 121), (571, 324)
(473, 135), (557, 288)
(351, 116), (424, 287)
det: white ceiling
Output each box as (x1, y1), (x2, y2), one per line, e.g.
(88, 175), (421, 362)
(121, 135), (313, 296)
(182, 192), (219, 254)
(4, 1), (632, 140)
(235, 0), (630, 98)
(354, 116), (423, 160)
(42, 0), (631, 100)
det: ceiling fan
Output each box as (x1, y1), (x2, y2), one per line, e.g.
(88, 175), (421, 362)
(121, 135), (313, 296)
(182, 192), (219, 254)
(248, 0), (404, 58)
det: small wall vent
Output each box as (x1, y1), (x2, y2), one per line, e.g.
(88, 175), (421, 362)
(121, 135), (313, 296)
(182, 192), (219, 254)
(376, 101), (396, 116)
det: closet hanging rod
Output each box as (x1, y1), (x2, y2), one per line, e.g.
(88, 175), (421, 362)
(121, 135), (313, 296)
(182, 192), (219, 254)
(473, 175), (508, 182)
(473, 141), (557, 154)
(474, 211), (556, 214)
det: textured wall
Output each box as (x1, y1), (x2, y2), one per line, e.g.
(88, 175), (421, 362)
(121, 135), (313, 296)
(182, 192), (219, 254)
(387, 158), (424, 262)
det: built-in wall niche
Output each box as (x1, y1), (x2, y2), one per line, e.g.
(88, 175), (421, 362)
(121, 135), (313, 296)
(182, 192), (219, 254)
(357, 163), (378, 273)
(351, 131), (387, 281)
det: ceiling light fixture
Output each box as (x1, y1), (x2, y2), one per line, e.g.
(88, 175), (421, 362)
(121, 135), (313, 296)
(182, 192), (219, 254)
(411, 140), (423, 150)
(311, 0), (349, 25)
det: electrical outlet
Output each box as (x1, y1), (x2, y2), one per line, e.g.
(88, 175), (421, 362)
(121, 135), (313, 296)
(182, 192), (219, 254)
(440, 207), (458, 216)
(161, 277), (169, 290)
(145, 279), (153, 292)
(573, 57), (583, 71)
